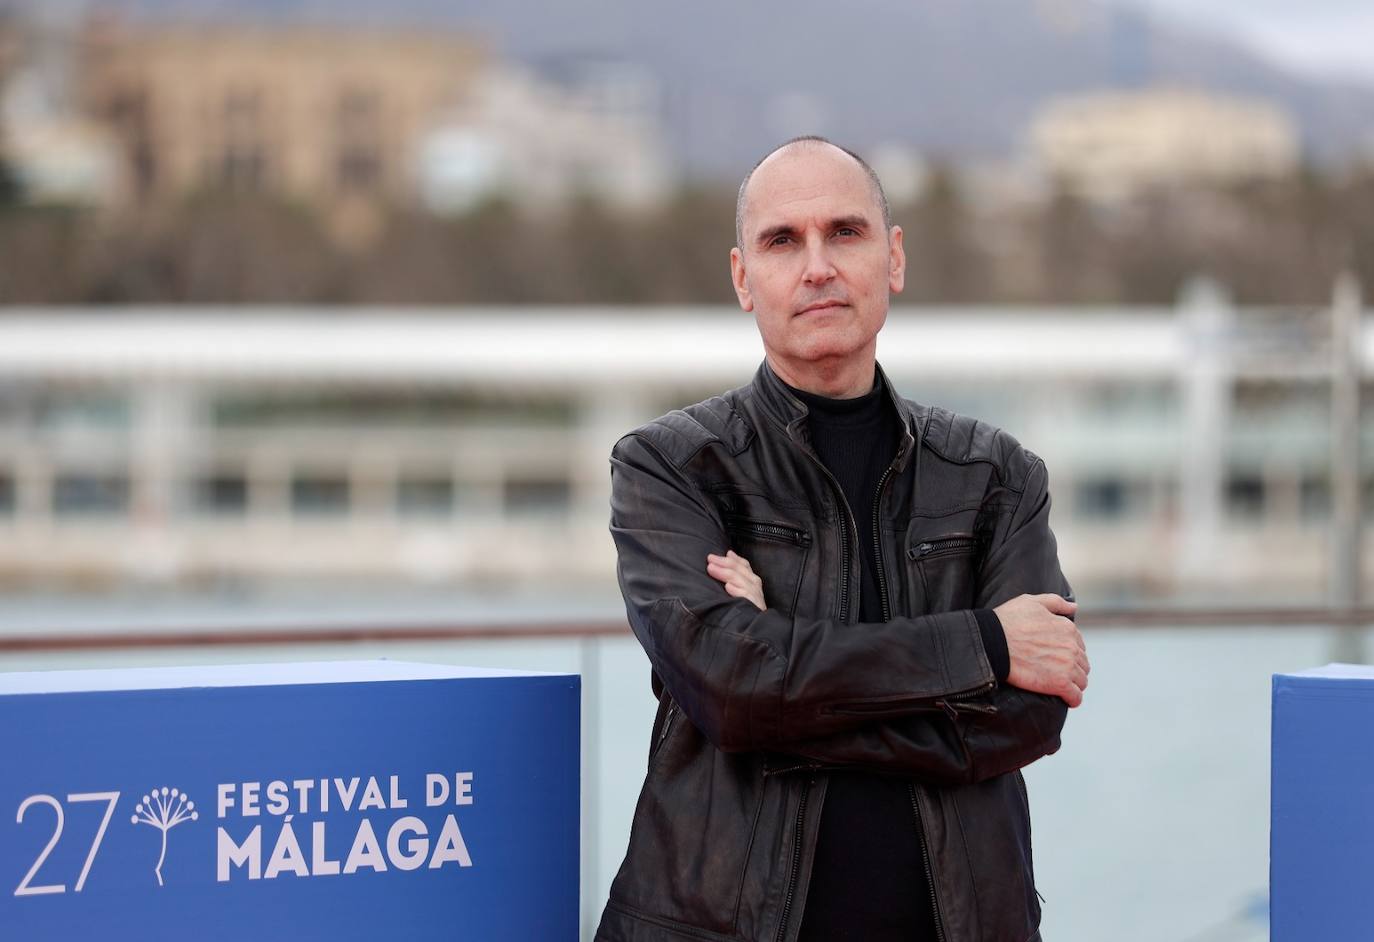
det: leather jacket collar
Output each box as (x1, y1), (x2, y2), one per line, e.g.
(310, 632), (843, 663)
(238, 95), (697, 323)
(751, 355), (921, 474)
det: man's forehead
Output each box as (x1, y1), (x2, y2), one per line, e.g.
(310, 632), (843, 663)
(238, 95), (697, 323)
(741, 143), (879, 233)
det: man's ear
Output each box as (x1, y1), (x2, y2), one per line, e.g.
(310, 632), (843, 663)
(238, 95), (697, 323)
(888, 225), (906, 295)
(730, 247), (754, 312)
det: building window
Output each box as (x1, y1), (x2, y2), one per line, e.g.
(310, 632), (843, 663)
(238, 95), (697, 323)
(1076, 477), (1130, 519)
(34, 393), (129, 432)
(291, 473), (350, 516)
(53, 473), (129, 517)
(194, 473), (248, 516)
(1299, 474), (1330, 520)
(0, 472), (13, 515)
(1225, 474), (1265, 519)
(505, 475), (571, 517)
(221, 88), (267, 191)
(106, 86), (156, 197)
(397, 475), (453, 518)
(222, 148), (266, 190)
(335, 86), (383, 193)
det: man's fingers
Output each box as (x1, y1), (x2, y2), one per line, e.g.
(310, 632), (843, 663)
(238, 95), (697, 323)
(709, 552), (756, 572)
(1036, 593), (1078, 615)
(720, 573), (766, 611)
(726, 549), (756, 573)
(707, 553), (766, 611)
(1062, 681), (1084, 708)
(706, 555), (745, 576)
(707, 561), (758, 590)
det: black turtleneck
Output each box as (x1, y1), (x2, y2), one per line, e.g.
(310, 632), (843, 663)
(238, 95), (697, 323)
(783, 366), (1008, 942)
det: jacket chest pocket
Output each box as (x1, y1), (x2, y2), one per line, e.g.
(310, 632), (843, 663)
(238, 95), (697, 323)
(722, 513), (811, 617)
(905, 513), (987, 615)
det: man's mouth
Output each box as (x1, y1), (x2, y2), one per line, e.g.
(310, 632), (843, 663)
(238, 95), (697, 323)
(796, 300), (847, 315)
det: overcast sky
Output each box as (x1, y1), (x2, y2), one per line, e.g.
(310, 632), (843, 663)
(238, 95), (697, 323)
(1123, 0), (1374, 83)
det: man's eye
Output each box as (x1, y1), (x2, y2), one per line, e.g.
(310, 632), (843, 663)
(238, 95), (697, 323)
(769, 235), (792, 246)
(834, 227), (859, 237)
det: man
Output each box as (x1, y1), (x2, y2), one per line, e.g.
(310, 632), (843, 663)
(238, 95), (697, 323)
(595, 136), (1088, 942)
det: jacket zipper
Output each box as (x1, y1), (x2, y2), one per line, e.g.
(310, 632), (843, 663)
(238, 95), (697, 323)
(944, 679), (998, 705)
(1014, 771), (1047, 906)
(653, 699), (678, 757)
(786, 435), (856, 623)
(908, 534), (980, 561)
(908, 783), (948, 942)
(798, 450), (891, 622)
(838, 514), (850, 622)
(728, 518), (813, 547)
(774, 774), (813, 942)
(872, 464), (896, 623)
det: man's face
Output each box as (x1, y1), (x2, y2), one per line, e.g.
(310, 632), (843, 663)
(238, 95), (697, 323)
(731, 144), (905, 374)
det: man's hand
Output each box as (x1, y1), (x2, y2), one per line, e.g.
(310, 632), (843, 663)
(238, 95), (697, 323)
(706, 550), (767, 611)
(995, 593), (1089, 707)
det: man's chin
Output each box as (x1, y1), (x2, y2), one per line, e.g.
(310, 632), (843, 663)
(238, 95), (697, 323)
(787, 337), (867, 363)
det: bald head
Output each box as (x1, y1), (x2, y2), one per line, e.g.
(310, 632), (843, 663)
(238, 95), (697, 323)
(735, 136), (891, 250)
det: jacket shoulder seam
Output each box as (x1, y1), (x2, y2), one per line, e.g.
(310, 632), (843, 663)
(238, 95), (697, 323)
(618, 397), (752, 471)
(918, 404), (1037, 493)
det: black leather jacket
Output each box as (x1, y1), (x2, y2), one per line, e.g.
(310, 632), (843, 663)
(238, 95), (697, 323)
(595, 357), (1073, 942)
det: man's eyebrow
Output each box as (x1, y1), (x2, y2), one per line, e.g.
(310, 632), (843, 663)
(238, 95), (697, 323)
(753, 215), (874, 247)
(754, 223), (799, 247)
(829, 214), (873, 232)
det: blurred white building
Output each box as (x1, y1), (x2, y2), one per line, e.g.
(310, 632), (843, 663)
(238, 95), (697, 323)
(418, 61), (671, 214)
(1, 75), (119, 204)
(0, 290), (1369, 605)
(0, 17), (119, 205)
(1028, 87), (1300, 201)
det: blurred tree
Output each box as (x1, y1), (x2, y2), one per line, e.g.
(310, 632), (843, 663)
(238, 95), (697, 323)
(0, 207), (89, 303)
(0, 156), (20, 207)
(551, 192), (648, 303)
(354, 195), (550, 304)
(897, 162), (983, 303)
(1036, 180), (1114, 303)
(1114, 193), (1200, 304)
(0, 161), (1370, 306)
(636, 185), (738, 304)
(81, 190), (346, 303)
(1344, 165), (1374, 292)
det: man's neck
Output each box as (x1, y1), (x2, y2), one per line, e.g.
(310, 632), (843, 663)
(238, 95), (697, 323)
(767, 353), (877, 400)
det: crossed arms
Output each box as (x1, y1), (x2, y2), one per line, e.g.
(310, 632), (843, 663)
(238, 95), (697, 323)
(610, 430), (1080, 786)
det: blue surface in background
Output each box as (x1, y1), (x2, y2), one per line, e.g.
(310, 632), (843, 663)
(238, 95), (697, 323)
(0, 662), (580, 940)
(1271, 664), (1374, 941)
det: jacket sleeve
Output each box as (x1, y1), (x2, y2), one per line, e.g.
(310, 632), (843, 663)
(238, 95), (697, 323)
(610, 431), (997, 754)
(772, 455), (1074, 785)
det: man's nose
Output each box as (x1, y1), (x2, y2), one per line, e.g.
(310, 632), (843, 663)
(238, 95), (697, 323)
(801, 237), (837, 285)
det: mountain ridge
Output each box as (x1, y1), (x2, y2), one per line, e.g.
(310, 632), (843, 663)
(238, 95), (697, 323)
(11, 0), (1374, 177)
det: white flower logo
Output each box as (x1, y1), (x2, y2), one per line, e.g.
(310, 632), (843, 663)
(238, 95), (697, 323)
(131, 786), (198, 886)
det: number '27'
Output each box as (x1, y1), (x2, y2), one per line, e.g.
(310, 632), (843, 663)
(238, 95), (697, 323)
(13, 792), (120, 896)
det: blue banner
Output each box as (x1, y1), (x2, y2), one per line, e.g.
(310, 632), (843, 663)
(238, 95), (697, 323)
(0, 661), (580, 939)
(1271, 663), (1374, 940)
